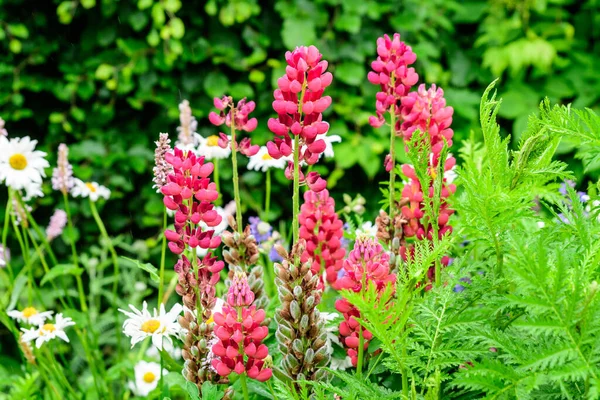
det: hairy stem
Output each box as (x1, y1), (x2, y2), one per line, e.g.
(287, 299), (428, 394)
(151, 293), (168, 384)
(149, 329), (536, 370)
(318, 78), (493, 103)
(230, 110), (243, 234)
(389, 104), (397, 218)
(265, 168), (271, 221)
(357, 328), (364, 378)
(158, 209), (167, 304)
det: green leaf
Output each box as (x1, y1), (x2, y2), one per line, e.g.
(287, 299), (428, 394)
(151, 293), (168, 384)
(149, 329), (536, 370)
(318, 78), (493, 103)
(128, 11), (149, 31)
(41, 264), (83, 287)
(170, 18), (185, 39)
(122, 257), (159, 283)
(151, 3), (165, 26)
(186, 381), (201, 400)
(81, 0), (96, 9)
(201, 382), (223, 400)
(138, 0), (152, 9)
(203, 72), (229, 99)
(335, 62), (365, 86)
(8, 24), (29, 39)
(8, 273), (28, 311)
(281, 18), (316, 49)
(9, 39), (22, 54)
(95, 64), (113, 80)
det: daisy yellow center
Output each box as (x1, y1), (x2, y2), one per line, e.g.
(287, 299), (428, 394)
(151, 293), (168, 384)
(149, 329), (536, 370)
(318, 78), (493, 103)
(141, 319), (161, 333)
(143, 371), (156, 383)
(22, 307), (38, 318)
(42, 323), (56, 333)
(9, 153), (28, 170)
(261, 153), (273, 161)
(85, 182), (97, 192)
(206, 135), (220, 147)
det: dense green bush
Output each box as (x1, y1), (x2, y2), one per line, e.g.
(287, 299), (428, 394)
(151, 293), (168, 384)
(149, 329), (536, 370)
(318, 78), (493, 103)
(1, 0), (599, 233)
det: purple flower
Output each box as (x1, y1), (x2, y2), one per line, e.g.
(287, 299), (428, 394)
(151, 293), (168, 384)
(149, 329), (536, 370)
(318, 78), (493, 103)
(559, 180), (576, 196)
(249, 216), (272, 244)
(453, 277), (471, 293)
(268, 242), (284, 263)
(46, 209), (67, 241)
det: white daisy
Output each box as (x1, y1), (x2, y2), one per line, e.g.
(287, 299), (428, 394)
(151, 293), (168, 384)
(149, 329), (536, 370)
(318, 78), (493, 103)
(0, 136), (49, 192)
(196, 135), (231, 160)
(247, 146), (287, 172)
(22, 181), (44, 201)
(0, 244), (9, 268)
(355, 221), (378, 238)
(20, 313), (76, 348)
(8, 306), (53, 326)
(71, 178), (111, 202)
(128, 360), (166, 397)
(119, 302), (183, 350)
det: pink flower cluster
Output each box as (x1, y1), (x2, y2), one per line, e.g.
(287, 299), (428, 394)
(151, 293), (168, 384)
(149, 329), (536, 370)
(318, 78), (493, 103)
(174, 253), (224, 309)
(399, 84), (455, 242)
(212, 272), (272, 382)
(209, 96), (259, 156)
(335, 237), (395, 366)
(299, 189), (345, 286)
(267, 45), (333, 191)
(162, 148), (222, 255)
(368, 33), (419, 129)
(46, 209), (67, 241)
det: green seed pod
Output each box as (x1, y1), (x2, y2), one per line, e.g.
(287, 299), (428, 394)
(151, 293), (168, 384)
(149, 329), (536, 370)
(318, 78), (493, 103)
(299, 314), (309, 333)
(190, 345), (199, 357)
(292, 338), (304, 354)
(305, 295), (315, 308)
(305, 348), (315, 365)
(293, 285), (302, 297)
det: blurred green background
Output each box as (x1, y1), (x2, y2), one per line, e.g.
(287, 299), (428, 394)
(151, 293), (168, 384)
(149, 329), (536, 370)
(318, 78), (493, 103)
(1, 0), (599, 241)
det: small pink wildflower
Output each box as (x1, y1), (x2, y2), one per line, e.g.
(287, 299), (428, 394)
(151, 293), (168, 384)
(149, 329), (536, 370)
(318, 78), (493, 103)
(46, 209), (67, 241)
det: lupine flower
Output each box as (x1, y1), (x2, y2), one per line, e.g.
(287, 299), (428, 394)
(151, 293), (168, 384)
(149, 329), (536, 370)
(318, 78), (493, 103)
(335, 237), (395, 366)
(212, 272), (272, 382)
(368, 33), (419, 129)
(51, 143), (74, 195)
(0, 117), (7, 137)
(209, 96), (258, 133)
(46, 209), (67, 241)
(299, 189), (346, 286)
(395, 84), (456, 285)
(152, 133), (173, 193)
(174, 254), (224, 313)
(119, 302), (183, 350)
(248, 216), (272, 244)
(162, 147), (222, 255)
(20, 313), (76, 349)
(247, 146), (287, 172)
(274, 242), (330, 385)
(0, 136), (49, 193)
(266, 45), (334, 191)
(8, 307), (53, 326)
(71, 179), (111, 202)
(129, 361), (167, 397)
(176, 100), (200, 150)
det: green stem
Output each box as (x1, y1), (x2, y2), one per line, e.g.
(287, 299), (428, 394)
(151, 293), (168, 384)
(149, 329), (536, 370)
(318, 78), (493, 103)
(240, 373), (250, 400)
(2, 193), (14, 281)
(63, 192), (87, 312)
(158, 209), (167, 304)
(292, 137), (300, 259)
(230, 111), (243, 234)
(15, 191), (58, 266)
(88, 199), (122, 358)
(267, 380), (278, 400)
(357, 327), (364, 378)
(265, 168), (271, 221)
(389, 102), (397, 219)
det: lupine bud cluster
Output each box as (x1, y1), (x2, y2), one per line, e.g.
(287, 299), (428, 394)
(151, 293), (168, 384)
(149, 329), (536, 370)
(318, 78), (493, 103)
(177, 254), (227, 386)
(209, 96), (259, 156)
(51, 143), (74, 195)
(212, 272), (272, 382)
(368, 33), (419, 129)
(46, 209), (67, 241)
(335, 237), (396, 366)
(299, 189), (345, 287)
(267, 45), (333, 191)
(177, 100), (199, 148)
(221, 215), (260, 269)
(162, 148), (222, 255)
(152, 133), (173, 192)
(274, 242), (330, 387)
